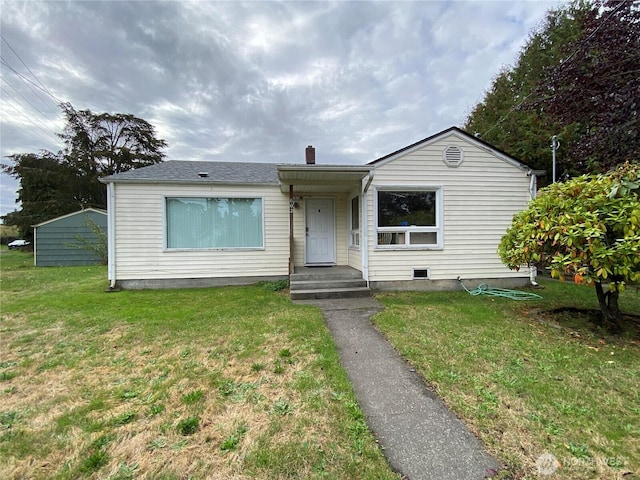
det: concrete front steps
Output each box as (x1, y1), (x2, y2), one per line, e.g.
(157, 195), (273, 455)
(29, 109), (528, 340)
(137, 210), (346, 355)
(290, 266), (371, 300)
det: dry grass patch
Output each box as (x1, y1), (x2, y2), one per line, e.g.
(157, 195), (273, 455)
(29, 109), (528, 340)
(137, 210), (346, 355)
(0, 249), (398, 480)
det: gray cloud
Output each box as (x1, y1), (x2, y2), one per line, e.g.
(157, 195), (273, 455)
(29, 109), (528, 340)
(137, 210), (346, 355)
(0, 0), (559, 216)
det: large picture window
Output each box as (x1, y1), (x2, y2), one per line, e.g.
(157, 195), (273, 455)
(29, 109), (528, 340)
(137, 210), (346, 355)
(376, 188), (442, 248)
(166, 197), (263, 249)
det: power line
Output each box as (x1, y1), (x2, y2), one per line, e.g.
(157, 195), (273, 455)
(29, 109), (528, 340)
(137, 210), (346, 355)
(0, 56), (64, 149)
(1, 58), (58, 117)
(0, 86), (61, 148)
(0, 64), (58, 124)
(0, 36), (66, 154)
(0, 58), (63, 104)
(1, 34), (60, 109)
(0, 67), (61, 134)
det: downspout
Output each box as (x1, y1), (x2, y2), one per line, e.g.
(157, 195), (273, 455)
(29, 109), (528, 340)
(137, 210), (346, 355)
(107, 182), (117, 289)
(289, 184), (294, 275)
(527, 170), (538, 286)
(361, 172), (374, 284)
(528, 170), (537, 200)
(363, 171), (374, 195)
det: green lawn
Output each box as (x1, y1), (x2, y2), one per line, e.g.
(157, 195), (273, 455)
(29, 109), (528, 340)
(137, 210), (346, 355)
(0, 248), (398, 480)
(373, 281), (640, 480)
(3, 247), (639, 480)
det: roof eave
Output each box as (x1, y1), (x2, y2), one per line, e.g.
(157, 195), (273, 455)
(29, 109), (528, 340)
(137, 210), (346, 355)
(277, 164), (372, 173)
(98, 178), (279, 186)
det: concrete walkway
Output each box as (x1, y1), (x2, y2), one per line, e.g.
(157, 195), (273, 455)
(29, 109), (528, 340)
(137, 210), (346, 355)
(296, 297), (500, 480)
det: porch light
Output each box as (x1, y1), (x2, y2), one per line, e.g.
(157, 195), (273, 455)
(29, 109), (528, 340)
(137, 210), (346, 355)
(289, 195), (301, 210)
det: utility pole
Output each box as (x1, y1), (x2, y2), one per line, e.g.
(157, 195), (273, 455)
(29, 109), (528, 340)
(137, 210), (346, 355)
(551, 135), (559, 183)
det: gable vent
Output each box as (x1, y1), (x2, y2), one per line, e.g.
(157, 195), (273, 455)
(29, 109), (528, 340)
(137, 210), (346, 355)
(443, 145), (464, 167)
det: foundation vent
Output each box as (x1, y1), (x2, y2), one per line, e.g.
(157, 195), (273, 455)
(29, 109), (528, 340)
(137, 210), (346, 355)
(413, 268), (430, 279)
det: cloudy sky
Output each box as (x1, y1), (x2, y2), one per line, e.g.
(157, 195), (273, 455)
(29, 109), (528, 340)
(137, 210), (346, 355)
(0, 0), (561, 217)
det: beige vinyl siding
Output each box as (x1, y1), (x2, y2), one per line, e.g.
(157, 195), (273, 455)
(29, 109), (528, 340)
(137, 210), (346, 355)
(292, 201), (305, 266)
(335, 194), (348, 265)
(367, 136), (530, 282)
(113, 183), (289, 280)
(292, 194), (349, 267)
(348, 246), (362, 271)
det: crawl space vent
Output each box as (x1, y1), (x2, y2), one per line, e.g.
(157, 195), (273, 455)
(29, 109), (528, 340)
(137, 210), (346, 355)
(443, 145), (463, 167)
(413, 268), (430, 279)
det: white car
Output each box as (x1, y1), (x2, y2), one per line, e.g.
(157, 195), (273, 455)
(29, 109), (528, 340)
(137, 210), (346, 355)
(7, 239), (30, 249)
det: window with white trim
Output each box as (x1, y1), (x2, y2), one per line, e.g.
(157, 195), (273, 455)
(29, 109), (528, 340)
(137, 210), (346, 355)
(166, 197), (263, 249)
(349, 194), (360, 247)
(376, 188), (442, 248)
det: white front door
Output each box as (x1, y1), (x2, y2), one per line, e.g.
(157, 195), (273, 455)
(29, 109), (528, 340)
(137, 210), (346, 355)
(305, 197), (335, 265)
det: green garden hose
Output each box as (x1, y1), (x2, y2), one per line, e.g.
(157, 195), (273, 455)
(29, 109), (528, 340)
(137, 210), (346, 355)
(457, 277), (543, 301)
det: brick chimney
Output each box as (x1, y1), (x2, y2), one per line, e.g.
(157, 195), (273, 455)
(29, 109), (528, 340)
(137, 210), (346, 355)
(305, 145), (315, 165)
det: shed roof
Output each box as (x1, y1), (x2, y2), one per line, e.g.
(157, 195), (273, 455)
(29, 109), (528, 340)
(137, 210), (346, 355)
(100, 161), (280, 185)
(32, 208), (107, 228)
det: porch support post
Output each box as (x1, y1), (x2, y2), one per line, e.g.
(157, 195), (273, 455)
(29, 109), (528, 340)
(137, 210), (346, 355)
(361, 172), (373, 284)
(289, 184), (294, 275)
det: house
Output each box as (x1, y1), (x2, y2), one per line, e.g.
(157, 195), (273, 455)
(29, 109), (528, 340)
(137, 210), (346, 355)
(33, 208), (107, 267)
(100, 127), (541, 295)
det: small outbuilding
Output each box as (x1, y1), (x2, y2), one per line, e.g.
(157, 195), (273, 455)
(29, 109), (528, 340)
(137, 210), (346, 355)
(33, 208), (108, 267)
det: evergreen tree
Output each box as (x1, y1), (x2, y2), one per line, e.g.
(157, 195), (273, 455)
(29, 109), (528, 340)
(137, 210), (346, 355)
(2, 104), (167, 238)
(465, 1), (638, 182)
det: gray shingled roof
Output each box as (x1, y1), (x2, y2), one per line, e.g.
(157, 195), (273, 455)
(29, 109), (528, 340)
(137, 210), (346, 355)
(100, 161), (280, 185)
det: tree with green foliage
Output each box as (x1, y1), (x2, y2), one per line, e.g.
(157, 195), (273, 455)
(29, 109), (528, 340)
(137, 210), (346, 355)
(499, 162), (640, 331)
(69, 218), (108, 265)
(464, 1), (587, 180)
(533, 0), (640, 174)
(465, 0), (639, 183)
(2, 103), (167, 238)
(2, 152), (79, 236)
(59, 102), (167, 177)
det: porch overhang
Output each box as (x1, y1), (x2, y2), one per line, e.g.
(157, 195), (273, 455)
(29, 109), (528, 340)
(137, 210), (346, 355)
(277, 164), (372, 193)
